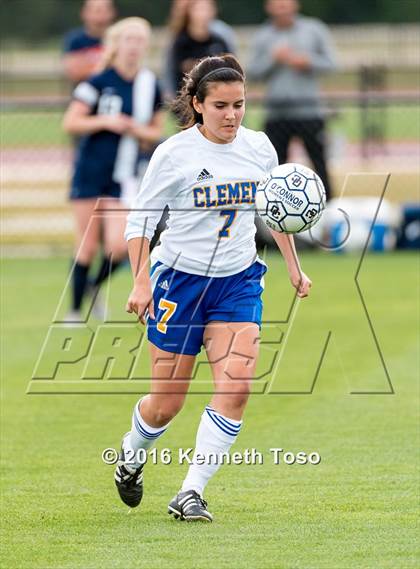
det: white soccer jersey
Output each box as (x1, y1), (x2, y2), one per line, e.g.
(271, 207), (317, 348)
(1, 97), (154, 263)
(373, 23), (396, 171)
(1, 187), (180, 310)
(125, 124), (278, 277)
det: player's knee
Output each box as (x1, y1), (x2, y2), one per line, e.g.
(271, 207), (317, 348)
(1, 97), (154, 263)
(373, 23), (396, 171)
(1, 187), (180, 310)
(224, 381), (251, 411)
(114, 249), (127, 263)
(77, 241), (98, 264)
(229, 390), (250, 411)
(104, 243), (126, 261)
(150, 398), (184, 425)
(152, 407), (178, 426)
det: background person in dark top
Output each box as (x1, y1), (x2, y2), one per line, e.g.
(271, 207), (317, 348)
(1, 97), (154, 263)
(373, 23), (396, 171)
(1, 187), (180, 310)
(163, 0), (236, 98)
(63, 0), (116, 84)
(166, 0), (230, 95)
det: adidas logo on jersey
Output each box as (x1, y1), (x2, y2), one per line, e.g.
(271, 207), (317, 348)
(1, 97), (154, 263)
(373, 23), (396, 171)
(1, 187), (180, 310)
(197, 168), (213, 181)
(158, 280), (170, 291)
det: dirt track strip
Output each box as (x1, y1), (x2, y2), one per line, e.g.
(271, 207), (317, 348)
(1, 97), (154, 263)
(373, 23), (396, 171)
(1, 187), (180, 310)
(1, 148), (71, 183)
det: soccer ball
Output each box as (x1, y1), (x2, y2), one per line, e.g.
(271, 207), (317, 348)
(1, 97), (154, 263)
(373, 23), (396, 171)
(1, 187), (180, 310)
(256, 163), (326, 234)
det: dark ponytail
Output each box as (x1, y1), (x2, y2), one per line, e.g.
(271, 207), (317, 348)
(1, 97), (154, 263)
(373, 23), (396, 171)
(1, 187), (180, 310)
(171, 54), (245, 129)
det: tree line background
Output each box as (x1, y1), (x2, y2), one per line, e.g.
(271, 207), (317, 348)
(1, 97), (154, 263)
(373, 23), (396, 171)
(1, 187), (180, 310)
(0, 0), (419, 43)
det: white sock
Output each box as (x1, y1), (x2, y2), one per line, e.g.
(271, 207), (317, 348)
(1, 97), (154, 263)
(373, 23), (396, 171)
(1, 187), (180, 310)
(123, 397), (170, 470)
(181, 405), (242, 496)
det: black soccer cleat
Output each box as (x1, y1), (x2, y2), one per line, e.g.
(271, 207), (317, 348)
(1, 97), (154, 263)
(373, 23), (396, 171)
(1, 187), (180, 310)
(168, 490), (213, 522)
(114, 447), (144, 508)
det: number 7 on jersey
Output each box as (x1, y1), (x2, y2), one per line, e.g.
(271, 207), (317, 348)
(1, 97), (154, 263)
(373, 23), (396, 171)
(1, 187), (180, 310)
(218, 209), (237, 238)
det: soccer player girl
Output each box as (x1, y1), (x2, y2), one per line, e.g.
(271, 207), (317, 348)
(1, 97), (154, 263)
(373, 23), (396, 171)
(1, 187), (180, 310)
(62, 18), (164, 322)
(115, 54), (312, 521)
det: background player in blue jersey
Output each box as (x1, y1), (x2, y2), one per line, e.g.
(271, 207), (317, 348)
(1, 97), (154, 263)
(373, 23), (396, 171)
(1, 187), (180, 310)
(115, 54), (312, 522)
(62, 18), (164, 321)
(63, 0), (116, 85)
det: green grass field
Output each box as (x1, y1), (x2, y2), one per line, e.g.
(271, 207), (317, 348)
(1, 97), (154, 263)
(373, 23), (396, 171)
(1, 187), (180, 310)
(1, 251), (418, 568)
(1, 104), (419, 148)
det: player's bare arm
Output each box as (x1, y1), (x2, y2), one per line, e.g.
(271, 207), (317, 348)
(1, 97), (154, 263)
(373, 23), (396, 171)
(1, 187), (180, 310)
(269, 230), (312, 298)
(127, 110), (165, 149)
(126, 237), (155, 323)
(63, 100), (132, 135)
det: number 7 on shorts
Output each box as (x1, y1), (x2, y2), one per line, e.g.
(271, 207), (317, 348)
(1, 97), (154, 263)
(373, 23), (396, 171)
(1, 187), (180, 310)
(157, 299), (178, 334)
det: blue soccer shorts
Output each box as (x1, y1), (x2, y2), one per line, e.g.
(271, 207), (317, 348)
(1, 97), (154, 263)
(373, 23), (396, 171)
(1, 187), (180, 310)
(69, 179), (121, 200)
(147, 260), (267, 355)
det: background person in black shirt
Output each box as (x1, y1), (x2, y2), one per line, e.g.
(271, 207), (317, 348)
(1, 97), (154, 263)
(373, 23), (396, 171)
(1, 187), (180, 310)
(166, 0), (231, 96)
